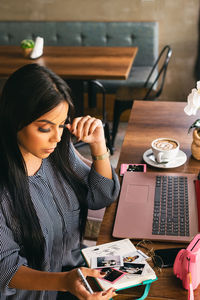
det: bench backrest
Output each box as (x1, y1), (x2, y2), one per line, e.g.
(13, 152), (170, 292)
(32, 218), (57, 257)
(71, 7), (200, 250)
(0, 21), (158, 67)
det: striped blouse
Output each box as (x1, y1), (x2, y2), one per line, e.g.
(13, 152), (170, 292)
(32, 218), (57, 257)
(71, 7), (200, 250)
(0, 143), (120, 299)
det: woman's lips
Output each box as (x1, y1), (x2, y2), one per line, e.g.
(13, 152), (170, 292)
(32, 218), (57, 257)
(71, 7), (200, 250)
(43, 148), (55, 153)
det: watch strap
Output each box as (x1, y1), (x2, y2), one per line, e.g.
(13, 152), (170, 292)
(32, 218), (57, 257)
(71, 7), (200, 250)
(92, 148), (110, 161)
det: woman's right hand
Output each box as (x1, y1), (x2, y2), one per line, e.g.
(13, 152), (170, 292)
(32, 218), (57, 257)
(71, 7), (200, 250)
(63, 267), (117, 300)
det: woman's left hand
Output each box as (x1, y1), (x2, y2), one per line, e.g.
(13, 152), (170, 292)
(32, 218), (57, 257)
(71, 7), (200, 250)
(63, 267), (116, 300)
(66, 116), (105, 145)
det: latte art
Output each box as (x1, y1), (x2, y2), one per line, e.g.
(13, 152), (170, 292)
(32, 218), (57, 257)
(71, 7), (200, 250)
(151, 138), (179, 163)
(153, 139), (178, 151)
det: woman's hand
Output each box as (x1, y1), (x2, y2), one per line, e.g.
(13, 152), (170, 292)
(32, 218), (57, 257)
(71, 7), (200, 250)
(64, 267), (116, 300)
(66, 116), (105, 145)
(67, 115), (112, 179)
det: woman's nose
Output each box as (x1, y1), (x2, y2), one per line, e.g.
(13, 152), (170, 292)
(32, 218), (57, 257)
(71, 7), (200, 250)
(50, 128), (62, 142)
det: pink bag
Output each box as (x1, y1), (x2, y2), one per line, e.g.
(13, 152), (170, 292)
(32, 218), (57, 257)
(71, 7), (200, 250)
(173, 234), (200, 300)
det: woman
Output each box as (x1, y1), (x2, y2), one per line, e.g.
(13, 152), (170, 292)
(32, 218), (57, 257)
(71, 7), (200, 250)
(0, 63), (120, 299)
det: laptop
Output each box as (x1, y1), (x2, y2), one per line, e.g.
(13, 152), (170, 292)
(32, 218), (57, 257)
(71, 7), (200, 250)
(113, 172), (199, 243)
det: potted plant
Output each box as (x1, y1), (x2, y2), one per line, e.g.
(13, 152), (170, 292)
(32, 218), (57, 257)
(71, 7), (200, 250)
(20, 39), (35, 58)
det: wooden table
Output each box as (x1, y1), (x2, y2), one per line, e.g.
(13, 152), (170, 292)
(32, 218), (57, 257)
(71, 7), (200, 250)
(0, 45), (138, 115)
(0, 45), (138, 80)
(97, 101), (200, 299)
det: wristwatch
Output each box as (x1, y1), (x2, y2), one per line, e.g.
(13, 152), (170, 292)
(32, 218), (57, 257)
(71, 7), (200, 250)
(91, 148), (110, 161)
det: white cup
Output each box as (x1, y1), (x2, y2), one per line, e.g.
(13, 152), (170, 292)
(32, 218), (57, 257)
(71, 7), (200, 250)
(151, 138), (180, 163)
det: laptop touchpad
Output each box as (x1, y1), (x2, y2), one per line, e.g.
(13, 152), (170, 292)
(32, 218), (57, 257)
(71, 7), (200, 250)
(126, 184), (149, 203)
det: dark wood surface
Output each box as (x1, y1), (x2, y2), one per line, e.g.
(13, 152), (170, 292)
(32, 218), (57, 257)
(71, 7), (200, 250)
(0, 45), (138, 80)
(97, 101), (200, 299)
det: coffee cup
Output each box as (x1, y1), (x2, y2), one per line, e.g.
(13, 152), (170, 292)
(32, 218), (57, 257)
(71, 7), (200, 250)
(151, 138), (180, 163)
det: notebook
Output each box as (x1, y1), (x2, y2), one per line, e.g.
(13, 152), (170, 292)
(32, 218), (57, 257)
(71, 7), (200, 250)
(113, 172), (199, 243)
(81, 238), (157, 295)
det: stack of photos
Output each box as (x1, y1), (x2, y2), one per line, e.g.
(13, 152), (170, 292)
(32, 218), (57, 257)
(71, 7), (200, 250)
(90, 250), (150, 283)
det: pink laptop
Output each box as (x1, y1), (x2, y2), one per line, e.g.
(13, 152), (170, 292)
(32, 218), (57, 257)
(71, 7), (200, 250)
(113, 172), (198, 243)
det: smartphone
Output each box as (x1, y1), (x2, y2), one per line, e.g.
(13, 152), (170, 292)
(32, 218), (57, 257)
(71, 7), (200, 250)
(154, 247), (183, 268)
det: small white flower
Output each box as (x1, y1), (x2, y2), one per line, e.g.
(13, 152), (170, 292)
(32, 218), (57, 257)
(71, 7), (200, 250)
(184, 81), (200, 116)
(197, 81), (200, 90)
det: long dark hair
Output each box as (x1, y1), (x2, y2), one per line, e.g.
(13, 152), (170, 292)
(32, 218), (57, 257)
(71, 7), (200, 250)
(0, 63), (87, 269)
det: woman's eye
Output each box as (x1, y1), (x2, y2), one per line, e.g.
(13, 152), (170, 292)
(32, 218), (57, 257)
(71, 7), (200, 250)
(38, 127), (50, 133)
(38, 124), (66, 132)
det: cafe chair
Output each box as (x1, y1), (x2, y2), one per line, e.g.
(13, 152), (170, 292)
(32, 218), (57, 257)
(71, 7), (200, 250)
(111, 45), (172, 148)
(74, 80), (113, 155)
(0, 78), (6, 97)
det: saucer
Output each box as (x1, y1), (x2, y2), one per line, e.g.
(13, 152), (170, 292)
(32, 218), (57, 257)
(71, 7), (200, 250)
(143, 148), (187, 168)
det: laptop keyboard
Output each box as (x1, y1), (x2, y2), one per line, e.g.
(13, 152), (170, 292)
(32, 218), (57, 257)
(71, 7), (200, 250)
(152, 175), (189, 236)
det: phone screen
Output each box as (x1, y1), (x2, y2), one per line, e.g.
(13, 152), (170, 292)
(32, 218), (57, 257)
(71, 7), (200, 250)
(154, 248), (183, 268)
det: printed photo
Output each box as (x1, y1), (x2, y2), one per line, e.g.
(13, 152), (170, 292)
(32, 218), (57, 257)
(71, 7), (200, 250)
(101, 268), (125, 283)
(123, 251), (148, 264)
(123, 254), (140, 263)
(91, 255), (123, 269)
(120, 263), (145, 275)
